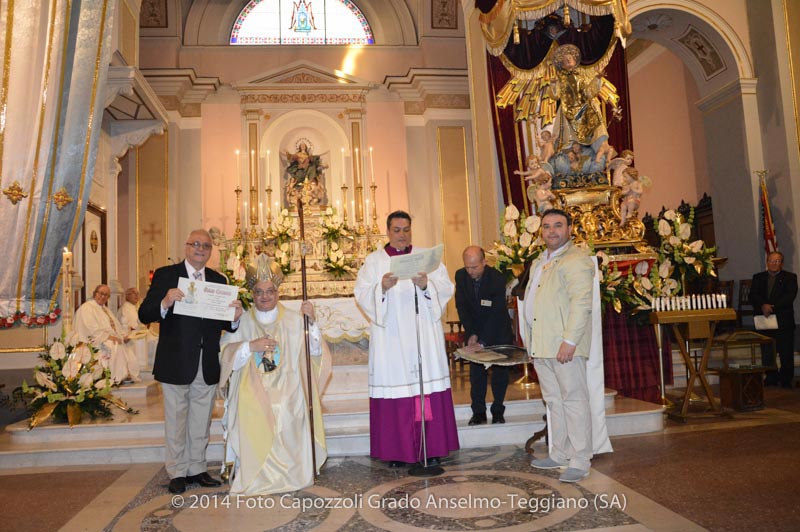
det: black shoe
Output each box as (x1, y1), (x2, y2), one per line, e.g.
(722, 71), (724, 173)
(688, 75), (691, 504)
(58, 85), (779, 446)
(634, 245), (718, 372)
(186, 472), (222, 487)
(420, 457), (441, 467)
(468, 414), (487, 426)
(492, 414), (506, 424)
(388, 460), (406, 468)
(168, 477), (186, 494)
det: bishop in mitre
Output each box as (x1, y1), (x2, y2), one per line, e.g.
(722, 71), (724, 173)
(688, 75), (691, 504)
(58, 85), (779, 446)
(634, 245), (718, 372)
(72, 284), (141, 383)
(219, 254), (330, 495)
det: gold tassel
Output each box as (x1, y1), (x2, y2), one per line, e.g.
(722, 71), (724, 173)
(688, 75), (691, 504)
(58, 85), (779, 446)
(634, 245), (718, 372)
(563, 1), (571, 26)
(513, 21), (520, 44)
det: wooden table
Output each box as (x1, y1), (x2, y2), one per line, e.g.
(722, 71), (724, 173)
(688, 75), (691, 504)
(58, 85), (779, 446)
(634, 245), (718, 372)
(650, 308), (737, 420)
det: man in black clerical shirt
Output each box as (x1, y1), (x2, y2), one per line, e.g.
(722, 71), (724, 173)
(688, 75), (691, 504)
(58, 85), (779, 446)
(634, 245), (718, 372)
(455, 246), (514, 424)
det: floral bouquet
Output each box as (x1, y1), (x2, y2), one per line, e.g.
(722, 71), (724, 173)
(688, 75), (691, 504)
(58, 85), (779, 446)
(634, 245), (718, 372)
(655, 207), (716, 289)
(596, 252), (679, 314)
(319, 207), (349, 242)
(488, 204), (543, 280)
(275, 242), (294, 275)
(273, 209), (298, 245)
(323, 242), (356, 279)
(220, 243), (253, 310)
(20, 336), (136, 428)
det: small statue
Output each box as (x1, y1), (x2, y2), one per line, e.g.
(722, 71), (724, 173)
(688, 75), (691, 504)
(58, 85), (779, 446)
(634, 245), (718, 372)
(515, 155), (556, 214)
(537, 130), (555, 164)
(619, 167), (644, 226)
(609, 149), (635, 186)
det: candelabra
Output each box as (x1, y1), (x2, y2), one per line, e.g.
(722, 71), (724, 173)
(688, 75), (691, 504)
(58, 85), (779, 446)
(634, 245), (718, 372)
(233, 186), (243, 240)
(369, 182), (380, 234)
(248, 186), (259, 239)
(266, 185), (273, 228)
(355, 182), (366, 235)
(340, 183), (349, 227)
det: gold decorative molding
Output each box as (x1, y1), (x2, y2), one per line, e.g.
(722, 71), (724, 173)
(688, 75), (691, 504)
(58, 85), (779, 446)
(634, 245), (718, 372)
(53, 187), (74, 210)
(3, 181), (28, 204)
(241, 93), (366, 104)
(277, 72), (334, 84)
(425, 93), (470, 109)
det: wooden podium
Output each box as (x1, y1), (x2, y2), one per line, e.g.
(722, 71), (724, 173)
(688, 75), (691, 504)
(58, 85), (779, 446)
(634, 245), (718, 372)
(650, 308), (737, 421)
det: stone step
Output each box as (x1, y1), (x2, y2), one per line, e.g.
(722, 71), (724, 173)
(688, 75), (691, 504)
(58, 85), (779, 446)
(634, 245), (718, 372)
(0, 393), (660, 468)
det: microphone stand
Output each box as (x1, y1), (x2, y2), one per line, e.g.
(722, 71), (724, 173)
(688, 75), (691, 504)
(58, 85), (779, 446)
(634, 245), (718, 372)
(408, 286), (444, 477)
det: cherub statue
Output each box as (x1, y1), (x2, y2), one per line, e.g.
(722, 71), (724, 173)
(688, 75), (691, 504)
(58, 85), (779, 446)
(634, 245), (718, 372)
(609, 149), (635, 186)
(619, 167), (644, 225)
(515, 155), (556, 214)
(537, 130), (555, 164)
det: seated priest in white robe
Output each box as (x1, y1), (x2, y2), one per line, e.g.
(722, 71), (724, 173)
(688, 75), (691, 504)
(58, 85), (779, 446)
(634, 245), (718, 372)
(72, 284), (140, 384)
(220, 255), (331, 496)
(118, 287), (158, 368)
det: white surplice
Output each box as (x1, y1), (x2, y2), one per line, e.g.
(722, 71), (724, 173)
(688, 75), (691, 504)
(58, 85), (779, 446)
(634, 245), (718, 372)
(72, 300), (140, 383)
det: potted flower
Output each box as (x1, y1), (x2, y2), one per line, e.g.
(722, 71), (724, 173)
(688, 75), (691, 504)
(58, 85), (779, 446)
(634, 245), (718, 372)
(323, 242), (356, 279)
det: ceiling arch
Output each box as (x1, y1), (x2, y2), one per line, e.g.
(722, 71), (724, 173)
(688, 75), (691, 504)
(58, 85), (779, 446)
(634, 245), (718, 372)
(627, 0), (753, 100)
(183, 0), (417, 46)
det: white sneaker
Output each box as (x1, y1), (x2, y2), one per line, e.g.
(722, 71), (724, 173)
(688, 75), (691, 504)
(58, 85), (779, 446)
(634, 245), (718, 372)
(559, 468), (589, 483)
(530, 457), (567, 470)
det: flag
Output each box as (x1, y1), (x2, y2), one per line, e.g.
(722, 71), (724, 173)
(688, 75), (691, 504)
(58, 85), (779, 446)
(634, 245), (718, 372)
(759, 174), (778, 255)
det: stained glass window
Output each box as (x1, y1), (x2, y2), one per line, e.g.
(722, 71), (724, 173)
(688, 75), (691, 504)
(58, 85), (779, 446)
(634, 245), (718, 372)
(230, 0), (374, 45)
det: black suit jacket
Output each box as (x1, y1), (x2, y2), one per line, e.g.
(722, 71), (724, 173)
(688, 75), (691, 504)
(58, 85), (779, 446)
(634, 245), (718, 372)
(454, 266), (514, 346)
(750, 269), (797, 330)
(139, 261), (234, 385)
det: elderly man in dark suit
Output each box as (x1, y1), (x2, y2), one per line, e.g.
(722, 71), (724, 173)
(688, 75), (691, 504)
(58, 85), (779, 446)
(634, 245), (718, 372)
(140, 229), (243, 494)
(455, 246), (514, 425)
(750, 251), (797, 388)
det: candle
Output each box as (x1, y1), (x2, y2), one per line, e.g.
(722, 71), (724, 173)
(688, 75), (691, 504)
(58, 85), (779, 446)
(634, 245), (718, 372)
(351, 200), (355, 219)
(341, 147), (346, 182)
(369, 146), (375, 185)
(235, 150), (241, 188)
(243, 202), (248, 230)
(267, 150), (271, 182)
(259, 202), (264, 227)
(62, 247), (73, 272)
(721, 293), (727, 308)
(336, 200), (340, 216)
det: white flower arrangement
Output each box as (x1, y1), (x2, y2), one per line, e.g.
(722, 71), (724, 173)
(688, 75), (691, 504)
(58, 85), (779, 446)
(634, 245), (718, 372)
(488, 205), (543, 279)
(319, 207), (349, 242)
(275, 242), (294, 275)
(654, 207), (716, 289)
(220, 243), (253, 309)
(21, 336), (136, 428)
(323, 242), (356, 279)
(273, 209), (298, 245)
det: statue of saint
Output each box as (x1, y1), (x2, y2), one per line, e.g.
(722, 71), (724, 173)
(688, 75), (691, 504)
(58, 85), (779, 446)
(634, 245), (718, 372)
(282, 141), (328, 207)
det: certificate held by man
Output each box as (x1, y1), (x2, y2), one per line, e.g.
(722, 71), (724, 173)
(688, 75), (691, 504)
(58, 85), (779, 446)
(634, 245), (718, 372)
(173, 277), (240, 321)
(388, 244), (444, 279)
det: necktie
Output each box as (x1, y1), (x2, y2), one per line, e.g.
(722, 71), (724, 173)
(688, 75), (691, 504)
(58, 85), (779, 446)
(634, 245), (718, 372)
(193, 270), (203, 281)
(474, 278), (481, 300)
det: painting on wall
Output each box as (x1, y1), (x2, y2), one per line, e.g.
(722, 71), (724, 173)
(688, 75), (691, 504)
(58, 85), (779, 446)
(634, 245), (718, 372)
(432, 0), (457, 30)
(676, 26), (725, 80)
(81, 204), (107, 302)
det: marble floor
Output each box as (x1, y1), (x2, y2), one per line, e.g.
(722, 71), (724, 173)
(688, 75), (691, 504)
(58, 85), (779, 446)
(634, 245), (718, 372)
(2, 383), (799, 531)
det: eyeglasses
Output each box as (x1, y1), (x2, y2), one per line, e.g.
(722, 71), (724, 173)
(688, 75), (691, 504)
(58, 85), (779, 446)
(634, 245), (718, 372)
(253, 288), (278, 297)
(186, 241), (213, 251)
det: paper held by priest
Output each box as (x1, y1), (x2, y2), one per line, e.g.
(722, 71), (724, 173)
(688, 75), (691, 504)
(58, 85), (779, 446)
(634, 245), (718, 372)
(388, 244), (444, 280)
(173, 278), (239, 321)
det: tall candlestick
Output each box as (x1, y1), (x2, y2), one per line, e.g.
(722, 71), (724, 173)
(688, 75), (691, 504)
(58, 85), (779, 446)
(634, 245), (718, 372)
(341, 147), (346, 180)
(369, 146), (375, 185)
(259, 202), (264, 227)
(243, 202), (248, 231)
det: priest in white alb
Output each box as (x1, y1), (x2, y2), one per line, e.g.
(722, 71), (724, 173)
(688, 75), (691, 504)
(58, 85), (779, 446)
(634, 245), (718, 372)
(219, 255), (330, 495)
(355, 210), (459, 468)
(72, 284), (140, 383)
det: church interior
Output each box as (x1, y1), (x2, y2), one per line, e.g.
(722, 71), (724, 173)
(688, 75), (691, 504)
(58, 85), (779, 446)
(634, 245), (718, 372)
(1, 0), (800, 530)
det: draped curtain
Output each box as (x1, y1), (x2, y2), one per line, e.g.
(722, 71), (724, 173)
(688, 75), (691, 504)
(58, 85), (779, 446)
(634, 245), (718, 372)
(0, 0), (115, 322)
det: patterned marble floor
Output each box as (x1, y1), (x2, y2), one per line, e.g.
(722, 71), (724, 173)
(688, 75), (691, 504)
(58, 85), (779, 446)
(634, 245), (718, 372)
(2, 385), (799, 531)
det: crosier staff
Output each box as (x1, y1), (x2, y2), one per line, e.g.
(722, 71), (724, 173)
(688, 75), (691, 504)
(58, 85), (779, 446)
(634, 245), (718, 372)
(297, 196), (317, 477)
